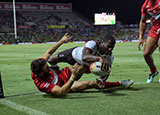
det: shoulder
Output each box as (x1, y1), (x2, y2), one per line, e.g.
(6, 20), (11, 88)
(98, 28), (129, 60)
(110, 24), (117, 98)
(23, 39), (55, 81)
(142, 0), (149, 9)
(84, 40), (97, 47)
(141, 0), (150, 16)
(142, 0), (148, 8)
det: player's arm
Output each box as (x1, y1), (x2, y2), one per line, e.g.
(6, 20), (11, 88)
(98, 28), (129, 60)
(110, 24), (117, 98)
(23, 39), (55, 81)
(51, 64), (82, 96)
(139, 15), (147, 41)
(82, 47), (102, 64)
(138, 15), (147, 50)
(82, 48), (110, 73)
(82, 47), (107, 67)
(50, 75), (75, 96)
(41, 33), (72, 61)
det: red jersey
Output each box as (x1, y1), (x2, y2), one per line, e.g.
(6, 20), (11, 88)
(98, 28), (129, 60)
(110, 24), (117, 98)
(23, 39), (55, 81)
(31, 67), (71, 93)
(141, 0), (160, 22)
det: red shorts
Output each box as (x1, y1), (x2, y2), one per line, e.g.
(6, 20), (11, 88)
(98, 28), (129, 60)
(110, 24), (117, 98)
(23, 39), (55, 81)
(148, 20), (160, 40)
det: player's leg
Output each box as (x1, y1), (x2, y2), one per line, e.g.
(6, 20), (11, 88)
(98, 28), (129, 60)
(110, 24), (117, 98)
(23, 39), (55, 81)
(70, 81), (98, 92)
(48, 47), (77, 65)
(70, 79), (133, 92)
(143, 36), (158, 83)
(48, 54), (59, 65)
(158, 37), (160, 82)
(70, 80), (112, 92)
(100, 79), (133, 89)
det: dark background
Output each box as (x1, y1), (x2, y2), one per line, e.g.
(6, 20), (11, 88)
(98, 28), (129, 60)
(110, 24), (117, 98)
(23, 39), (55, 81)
(2, 0), (145, 24)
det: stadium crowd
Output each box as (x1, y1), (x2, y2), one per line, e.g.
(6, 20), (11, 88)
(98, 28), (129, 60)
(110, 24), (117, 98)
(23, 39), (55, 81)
(0, 4), (151, 44)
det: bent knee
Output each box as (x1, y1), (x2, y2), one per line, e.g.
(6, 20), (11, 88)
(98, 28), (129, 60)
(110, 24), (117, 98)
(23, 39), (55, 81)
(143, 49), (153, 57)
(143, 52), (150, 57)
(48, 55), (59, 63)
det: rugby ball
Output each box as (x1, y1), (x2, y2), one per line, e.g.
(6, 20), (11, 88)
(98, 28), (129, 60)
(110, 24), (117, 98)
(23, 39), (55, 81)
(89, 62), (107, 76)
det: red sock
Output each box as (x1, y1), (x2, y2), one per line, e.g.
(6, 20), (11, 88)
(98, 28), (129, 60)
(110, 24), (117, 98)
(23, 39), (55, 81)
(150, 66), (157, 74)
(103, 81), (120, 88)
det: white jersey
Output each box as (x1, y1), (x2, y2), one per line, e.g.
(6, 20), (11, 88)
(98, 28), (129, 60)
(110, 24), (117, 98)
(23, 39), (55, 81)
(72, 40), (114, 66)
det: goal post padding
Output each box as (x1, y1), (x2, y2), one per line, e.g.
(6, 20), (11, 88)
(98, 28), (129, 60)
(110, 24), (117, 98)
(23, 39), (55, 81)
(0, 72), (4, 98)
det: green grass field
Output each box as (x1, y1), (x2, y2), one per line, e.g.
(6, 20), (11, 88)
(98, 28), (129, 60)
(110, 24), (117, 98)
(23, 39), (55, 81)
(0, 42), (160, 115)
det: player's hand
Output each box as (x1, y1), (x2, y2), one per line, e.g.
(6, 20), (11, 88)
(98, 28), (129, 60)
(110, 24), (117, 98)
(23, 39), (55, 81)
(106, 66), (111, 75)
(138, 39), (144, 51)
(71, 63), (79, 75)
(99, 57), (110, 74)
(61, 33), (72, 43)
(97, 82), (105, 89)
(70, 63), (82, 80)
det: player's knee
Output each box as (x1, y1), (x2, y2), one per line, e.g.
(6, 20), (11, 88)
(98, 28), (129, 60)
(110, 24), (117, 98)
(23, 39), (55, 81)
(48, 55), (59, 64)
(143, 51), (151, 58)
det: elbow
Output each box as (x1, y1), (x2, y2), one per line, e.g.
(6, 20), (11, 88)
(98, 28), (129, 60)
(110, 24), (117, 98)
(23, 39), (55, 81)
(82, 58), (85, 62)
(82, 55), (87, 61)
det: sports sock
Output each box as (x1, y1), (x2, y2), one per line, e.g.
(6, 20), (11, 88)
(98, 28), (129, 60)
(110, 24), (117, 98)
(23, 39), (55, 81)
(150, 66), (157, 74)
(103, 81), (120, 88)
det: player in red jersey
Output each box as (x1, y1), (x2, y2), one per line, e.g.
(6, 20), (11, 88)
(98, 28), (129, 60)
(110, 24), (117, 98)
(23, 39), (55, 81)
(31, 33), (134, 97)
(138, 0), (160, 83)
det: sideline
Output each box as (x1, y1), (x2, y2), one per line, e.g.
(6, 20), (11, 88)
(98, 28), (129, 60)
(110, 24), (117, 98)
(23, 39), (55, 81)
(0, 99), (49, 115)
(4, 92), (43, 98)
(0, 81), (151, 114)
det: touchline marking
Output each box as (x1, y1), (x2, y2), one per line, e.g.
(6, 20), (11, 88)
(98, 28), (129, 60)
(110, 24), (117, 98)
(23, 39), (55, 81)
(5, 92), (44, 98)
(0, 99), (49, 115)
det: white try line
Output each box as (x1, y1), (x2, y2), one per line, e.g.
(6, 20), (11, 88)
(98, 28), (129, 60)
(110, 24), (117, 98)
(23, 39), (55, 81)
(5, 92), (44, 98)
(0, 99), (49, 115)
(0, 81), (152, 115)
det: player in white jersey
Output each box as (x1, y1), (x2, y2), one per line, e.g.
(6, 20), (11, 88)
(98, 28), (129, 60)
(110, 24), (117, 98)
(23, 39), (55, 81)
(48, 34), (116, 84)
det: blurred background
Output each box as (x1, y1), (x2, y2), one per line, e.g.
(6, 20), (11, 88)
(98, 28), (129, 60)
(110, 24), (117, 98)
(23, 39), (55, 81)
(0, 0), (148, 44)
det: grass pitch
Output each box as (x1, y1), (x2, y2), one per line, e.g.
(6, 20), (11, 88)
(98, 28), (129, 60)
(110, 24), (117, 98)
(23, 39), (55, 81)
(0, 42), (160, 115)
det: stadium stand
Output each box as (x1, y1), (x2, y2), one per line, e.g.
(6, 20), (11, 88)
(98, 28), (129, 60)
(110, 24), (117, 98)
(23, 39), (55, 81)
(0, 2), (150, 44)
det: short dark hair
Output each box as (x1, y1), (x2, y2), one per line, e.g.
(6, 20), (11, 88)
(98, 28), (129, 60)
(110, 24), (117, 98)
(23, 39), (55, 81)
(151, 0), (156, 3)
(102, 34), (116, 49)
(151, 0), (156, 5)
(30, 58), (46, 75)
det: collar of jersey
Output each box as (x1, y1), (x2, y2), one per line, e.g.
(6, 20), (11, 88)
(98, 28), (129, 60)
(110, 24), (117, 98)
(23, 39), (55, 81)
(50, 68), (58, 84)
